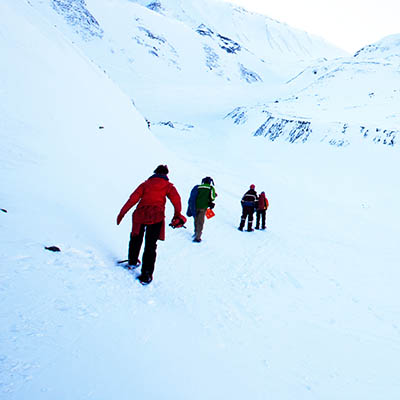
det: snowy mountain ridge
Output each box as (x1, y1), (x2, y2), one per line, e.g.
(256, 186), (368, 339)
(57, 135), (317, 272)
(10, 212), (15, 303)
(129, 0), (345, 60)
(23, 0), (400, 150)
(226, 34), (400, 147)
(227, 106), (398, 147)
(42, 0), (400, 149)
(27, 0), (346, 92)
(354, 33), (400, 60)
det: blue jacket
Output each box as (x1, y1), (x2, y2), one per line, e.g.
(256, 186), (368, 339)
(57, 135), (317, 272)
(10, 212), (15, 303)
(186, 185), (198, 217)
(241, 189), (258, 209)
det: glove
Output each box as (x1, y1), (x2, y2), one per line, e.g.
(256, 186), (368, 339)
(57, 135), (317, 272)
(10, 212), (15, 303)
(209, 202), (215, 210)
(169, 214), (187, 229)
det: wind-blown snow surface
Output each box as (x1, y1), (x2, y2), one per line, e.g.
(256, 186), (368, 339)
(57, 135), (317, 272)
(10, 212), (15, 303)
(2, 1), (400, 400)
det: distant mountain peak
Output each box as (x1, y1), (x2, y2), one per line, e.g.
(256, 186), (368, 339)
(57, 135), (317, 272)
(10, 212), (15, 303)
(354, 34), (400, 60)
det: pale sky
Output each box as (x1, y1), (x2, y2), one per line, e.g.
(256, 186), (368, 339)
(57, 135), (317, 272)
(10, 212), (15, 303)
(222, 0), (400, 53)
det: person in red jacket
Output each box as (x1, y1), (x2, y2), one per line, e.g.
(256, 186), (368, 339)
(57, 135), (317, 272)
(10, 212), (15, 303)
(116, 165), (186, 285)
(255, 191), (269, 230)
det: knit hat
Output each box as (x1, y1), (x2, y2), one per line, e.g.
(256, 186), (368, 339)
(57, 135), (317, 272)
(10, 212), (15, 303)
(250, 184), (255, 190)
(154, 165), (169, 175)
(202, 176), (214, 185)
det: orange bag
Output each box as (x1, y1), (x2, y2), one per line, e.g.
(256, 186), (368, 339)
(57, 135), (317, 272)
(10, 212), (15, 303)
(205, 208), (215, 219)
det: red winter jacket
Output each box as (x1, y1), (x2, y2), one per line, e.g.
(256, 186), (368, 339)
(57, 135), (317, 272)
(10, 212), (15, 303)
(117, 174), (182, 240)
(257, 192), (269, 210)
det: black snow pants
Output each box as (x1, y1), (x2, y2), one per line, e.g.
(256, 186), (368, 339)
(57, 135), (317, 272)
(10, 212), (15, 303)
(239, 205), (255, 231)
(255, 210), (266, 229)
(128, 221), (162, 277)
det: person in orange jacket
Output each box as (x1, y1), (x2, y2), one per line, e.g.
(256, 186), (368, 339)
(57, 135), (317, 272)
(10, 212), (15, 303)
(255, 191), (269, 230)
(116, 165), (186, 284)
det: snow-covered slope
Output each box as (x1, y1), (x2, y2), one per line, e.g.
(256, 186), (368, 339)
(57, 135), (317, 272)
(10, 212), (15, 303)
(130, 0), (346, 68)
(354, 33), (400, 61)
(27, 0), (346, 95)
(226, 34), (400, 147)
(0, 0), (177, 263)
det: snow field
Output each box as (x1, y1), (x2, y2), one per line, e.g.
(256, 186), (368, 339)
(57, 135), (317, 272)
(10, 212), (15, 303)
(1, 1), (400, 399)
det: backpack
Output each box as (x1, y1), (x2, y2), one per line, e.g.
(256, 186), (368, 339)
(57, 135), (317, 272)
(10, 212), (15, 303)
(186, 185), (198, 217)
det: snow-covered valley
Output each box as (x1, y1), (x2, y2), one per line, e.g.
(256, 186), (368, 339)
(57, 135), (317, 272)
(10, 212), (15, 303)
(1, 1), (400, 399)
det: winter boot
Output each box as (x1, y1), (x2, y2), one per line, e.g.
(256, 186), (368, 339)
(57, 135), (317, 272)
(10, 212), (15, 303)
(247, 222), (254, 232)
(117, 259), (141, 270)
(128, 260), (141, 269)
(138, 273), (153, 285)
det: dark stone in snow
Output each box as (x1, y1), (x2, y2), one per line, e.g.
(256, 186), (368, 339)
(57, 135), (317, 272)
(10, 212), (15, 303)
(196, 24), (214, 37)
(1, 209), (7, 213)
(217, 34), (241, 54)
(138, 27), (166, 43)
(147, 1), (163, 12)
(45, 246), (61, 252)
(239, 64), (262, 83)
(160, 121), (174, 128)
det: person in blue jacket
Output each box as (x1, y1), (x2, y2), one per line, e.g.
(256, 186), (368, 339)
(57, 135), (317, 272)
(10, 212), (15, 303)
(187, 177), (216, 242)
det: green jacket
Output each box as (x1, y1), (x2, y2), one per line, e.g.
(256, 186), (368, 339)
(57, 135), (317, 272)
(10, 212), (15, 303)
(196, 183), (216, 209)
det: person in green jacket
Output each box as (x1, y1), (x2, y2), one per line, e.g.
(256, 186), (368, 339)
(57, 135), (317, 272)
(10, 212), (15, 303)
(187, 177), (216, 243)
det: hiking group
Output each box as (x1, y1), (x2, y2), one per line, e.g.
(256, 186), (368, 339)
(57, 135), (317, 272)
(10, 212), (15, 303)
(238, 184), (269, 232)
(116, 165), (269, 285)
